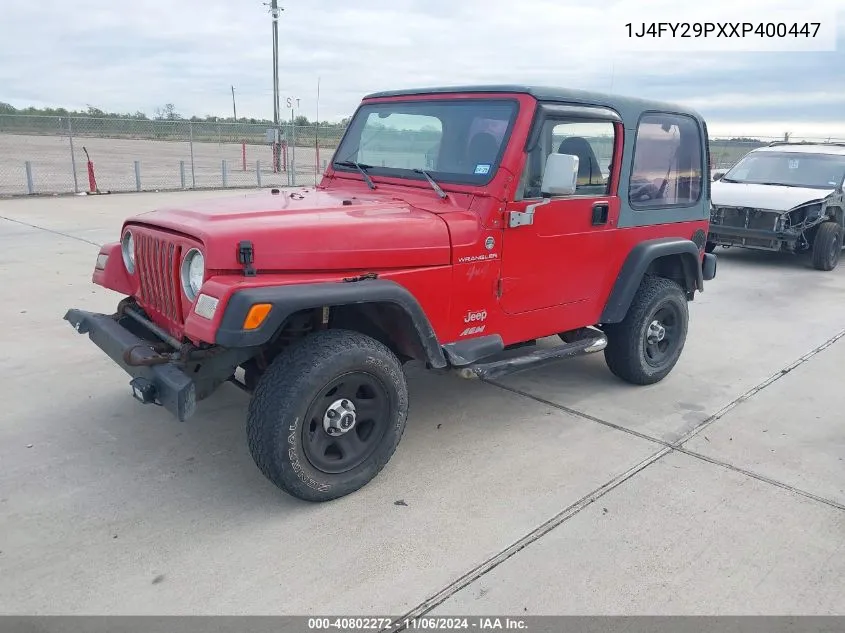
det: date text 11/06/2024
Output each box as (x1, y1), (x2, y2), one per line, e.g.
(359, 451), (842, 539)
(624, 22), (822, 38)
(307, 617), (528, 630)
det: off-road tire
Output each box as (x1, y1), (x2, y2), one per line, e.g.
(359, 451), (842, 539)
(602, 275), (689, 385)
(811, 220), (842, 271)
(246, 329), (409, 502)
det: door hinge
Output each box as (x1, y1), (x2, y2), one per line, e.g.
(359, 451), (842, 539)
(237, 240), (256, 276)
(496, 277), (503, 298)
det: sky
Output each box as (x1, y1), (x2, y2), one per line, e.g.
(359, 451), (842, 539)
(1, 0), (844, 139)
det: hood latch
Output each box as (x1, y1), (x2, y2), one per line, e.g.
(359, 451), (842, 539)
(237, 240), (257, 276)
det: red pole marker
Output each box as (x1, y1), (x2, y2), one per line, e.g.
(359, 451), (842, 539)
(83, 146), (98, 193)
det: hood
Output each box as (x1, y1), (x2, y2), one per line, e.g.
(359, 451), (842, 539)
(712, 181), (835, 212)
(126, 188), (454, 271)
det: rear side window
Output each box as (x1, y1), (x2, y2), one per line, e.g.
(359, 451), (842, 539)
(629, 113), (703, 209)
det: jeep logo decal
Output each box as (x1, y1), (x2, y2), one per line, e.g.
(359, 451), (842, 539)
(464, 309), (487, 323)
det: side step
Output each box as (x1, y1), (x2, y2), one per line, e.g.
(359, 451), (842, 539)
(454, 331), (607, 381)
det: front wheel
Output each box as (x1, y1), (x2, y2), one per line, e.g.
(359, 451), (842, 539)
(603, 275), (689, 385)
(811, 220), (842, 271)
(246, 329), (409, 502)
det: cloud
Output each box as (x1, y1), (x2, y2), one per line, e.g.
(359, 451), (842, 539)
(1, 0), (843, 137)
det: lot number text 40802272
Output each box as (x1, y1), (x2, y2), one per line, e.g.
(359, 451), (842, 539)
(624, 22), (822, 38)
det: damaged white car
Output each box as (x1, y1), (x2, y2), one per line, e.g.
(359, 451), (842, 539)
(707, 142), (845, 270)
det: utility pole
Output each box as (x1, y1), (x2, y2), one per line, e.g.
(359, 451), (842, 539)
(270, 0), (282, 171)
(231, 85), (237, 121)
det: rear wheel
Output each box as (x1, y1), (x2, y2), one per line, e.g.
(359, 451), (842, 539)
(603, 275), (689, 385)
(811, 220), (842, 271)
(246, 329), (409, 502)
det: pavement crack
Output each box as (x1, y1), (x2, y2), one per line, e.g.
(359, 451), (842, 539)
(676, 447), (845, 512)
(0, 215), (103, 248)
(382, 447), (671, 631)
(482, 379), (670, 448)
(416, 328), (845, 630)
(674, 327), (845, 447)
(484, 326), (845, 455)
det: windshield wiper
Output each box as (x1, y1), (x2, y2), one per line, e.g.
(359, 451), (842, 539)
(413, 169), (447, 199)
(335, 160), (376, 190)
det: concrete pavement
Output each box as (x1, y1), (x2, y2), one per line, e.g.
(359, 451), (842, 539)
(0, 189), (843, 617)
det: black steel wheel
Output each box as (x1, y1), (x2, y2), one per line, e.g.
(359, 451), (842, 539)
(301, 371), (391, 475)
(247, 329), (408, 502)
(811, 220), (842, 271)
(603, 275), (689, 385)
(642, 304), (683, 369)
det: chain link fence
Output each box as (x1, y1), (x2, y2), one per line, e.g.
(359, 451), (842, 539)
(0, 114), (345, 196)
(1, 113), (842, 196)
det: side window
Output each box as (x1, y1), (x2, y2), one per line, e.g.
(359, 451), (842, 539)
(518, 119), (616, 200)
(629, 113), (703, 208)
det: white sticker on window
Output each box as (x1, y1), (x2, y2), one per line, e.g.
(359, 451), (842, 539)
(788, 159), (800, 169)
(474, 164), (491, 175)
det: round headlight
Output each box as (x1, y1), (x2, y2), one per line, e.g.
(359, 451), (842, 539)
(121, 230), (135, 273)
(181, 248), (205, 300)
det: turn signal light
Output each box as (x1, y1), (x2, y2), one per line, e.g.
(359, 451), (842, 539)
(243, 303), (272, 330)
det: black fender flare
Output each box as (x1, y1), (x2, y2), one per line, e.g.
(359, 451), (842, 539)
(215, 279), (448, 368)
(600, 238), (703, 324)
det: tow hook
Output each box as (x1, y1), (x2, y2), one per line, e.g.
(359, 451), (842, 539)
(122, 344), (172, 366)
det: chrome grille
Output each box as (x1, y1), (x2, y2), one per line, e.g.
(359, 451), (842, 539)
(136, 232), (182, 322)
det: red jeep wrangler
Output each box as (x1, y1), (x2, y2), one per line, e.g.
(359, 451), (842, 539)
(66, 85), (717, 502)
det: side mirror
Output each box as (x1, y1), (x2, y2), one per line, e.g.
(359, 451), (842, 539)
(541, 153), (579, 196)
(712, 171), (725, 181)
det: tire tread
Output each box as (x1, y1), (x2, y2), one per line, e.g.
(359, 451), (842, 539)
(603, 275), (688, 385)
(246, 329), (408, 502)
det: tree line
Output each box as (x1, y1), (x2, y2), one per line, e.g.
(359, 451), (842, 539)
(0, 101), (350, 129)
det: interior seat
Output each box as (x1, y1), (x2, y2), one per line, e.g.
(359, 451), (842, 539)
(557, 136), (603, 186)
(466, 132), (500, 170)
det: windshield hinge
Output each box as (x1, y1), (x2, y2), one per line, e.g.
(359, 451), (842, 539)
(237, 240), (257, 276)
(508, 198), (552, 228)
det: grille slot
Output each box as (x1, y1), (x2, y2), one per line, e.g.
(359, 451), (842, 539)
(136, 232), (181, 323)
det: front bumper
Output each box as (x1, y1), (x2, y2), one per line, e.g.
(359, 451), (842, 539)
(64, 308), (197, 421)
(702, 252), (717, 281)
(708, 224), (796, 243)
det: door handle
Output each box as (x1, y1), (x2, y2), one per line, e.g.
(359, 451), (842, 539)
(591, 202), (609, 226)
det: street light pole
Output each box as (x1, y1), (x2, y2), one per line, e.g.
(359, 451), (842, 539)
(270, 0), (283, 171)
(271, 0), (280, 126)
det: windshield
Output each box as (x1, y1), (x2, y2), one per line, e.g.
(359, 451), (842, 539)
(722, 150), (845, 189)
(332, 98), (519, 186)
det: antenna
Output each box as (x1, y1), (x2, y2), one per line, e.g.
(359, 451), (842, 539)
(609, 58), (615, 91)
